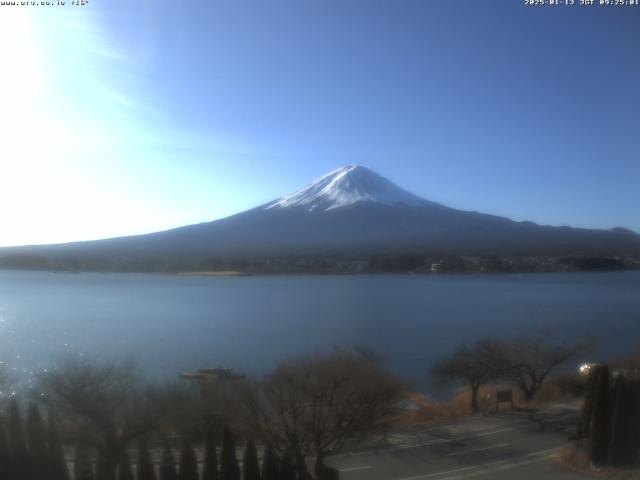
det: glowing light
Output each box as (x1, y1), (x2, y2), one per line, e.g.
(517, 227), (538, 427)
(579, 363), (596, 376)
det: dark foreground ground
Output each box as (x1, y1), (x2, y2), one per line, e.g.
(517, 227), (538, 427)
(327, 403), (592, 480)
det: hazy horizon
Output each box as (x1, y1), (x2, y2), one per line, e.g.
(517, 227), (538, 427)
(2, 162), (638, 249)
(1, 1), (639, 247)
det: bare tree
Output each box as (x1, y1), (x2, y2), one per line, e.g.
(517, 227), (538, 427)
(143, 381), (208, 439)
(243, 348), (405, 476)
(142, 380), (235, 443)
(502, 333), (589, 401)
(432, 339), (504, 413)
(37, 355), (155, 480)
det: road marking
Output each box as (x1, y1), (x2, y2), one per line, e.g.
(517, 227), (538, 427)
(444, 442), (509, 457)
(436, 453), (559, 480)
(335, 426), (518, 457)
(392, 447), (561, 480)
(339, 465), (372, 472)
(396, 427), (517, 449)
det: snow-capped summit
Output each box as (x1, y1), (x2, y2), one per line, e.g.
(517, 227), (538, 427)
(265, 165), (428, 212)
(3, 163), (640, 264)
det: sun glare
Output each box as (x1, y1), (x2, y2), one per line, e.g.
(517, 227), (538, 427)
(0, 10), (83, 245)
(0, 8), (167, 246)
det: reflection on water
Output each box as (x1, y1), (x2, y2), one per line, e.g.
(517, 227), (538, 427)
(0, 269), (639, 392)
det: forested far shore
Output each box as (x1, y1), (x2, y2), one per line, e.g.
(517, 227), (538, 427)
(1, 252), (639, 275)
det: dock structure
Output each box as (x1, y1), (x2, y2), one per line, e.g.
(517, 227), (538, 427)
(180, 367), (245, 397)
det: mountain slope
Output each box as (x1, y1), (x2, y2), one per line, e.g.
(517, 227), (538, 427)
(264, 165), (431, 211)
(1, 165), (639, 268)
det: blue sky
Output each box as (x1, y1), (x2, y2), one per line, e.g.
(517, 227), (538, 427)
(1, 0), (638, 246)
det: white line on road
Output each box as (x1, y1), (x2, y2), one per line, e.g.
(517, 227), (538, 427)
(338, 465), (373, 472)
(436, 453), (560, 480)
(392, 428), (516, 450)
(392, 447), (561, 480)
(444, 442), (509, 457)
(335, 427), (518, 458)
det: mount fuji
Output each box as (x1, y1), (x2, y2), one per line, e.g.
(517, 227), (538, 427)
(264, 165), (430, 211)
(2, 165), (639, 271)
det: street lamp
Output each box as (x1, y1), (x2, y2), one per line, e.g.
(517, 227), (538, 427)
(579, 362), (597, 377)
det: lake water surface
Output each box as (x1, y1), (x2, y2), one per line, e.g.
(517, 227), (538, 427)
(1, 270), (639, 391)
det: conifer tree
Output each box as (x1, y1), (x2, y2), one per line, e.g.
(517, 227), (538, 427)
(0, 423), (13, 480)
(243, 440), (260, 480)
(588, 364), (610, 465)
(159, 444), (178, 480)
(260, 445), (279, 480)
(630, 379), (640, 460)
(579, 365), (600, 438)
(202, 429), (219, 480)
(9, 398), (30, 480)
(47, 413), (71, 480)
(74, 445), (95, 480)
(27, 403), (48, 480)
(278, 454), (295, 480)
(178, 439), (199, 480)
(137, 437), (157, 480)
(117, 451), (135, 480)
(607, 374), (636, 467)
(96, 450), (109, 480)
(220, 426), (240, 480)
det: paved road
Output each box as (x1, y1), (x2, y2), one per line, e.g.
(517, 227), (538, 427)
(327, 404), (590, 480)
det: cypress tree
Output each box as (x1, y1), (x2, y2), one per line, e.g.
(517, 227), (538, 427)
(117, 451), (135, 480)
(242, 440), (260, 480)
(588, 364), (610, 466)
(260, 445), (279, 480)
(579, 365), (600, 438)
(219, 426), (240, 480)
(630, 379), (640, 461)
(137, 437), (157, 480)
(159, 444), (178, 480)
(178, 439), (199, 480)
(607, 374), (636, 466)
(47, 413), (70, 480)
(278, 454), (295, 480)
(27, 403), (48, 480)
(202, 429), (218, 480)
(96, 450), (109, 480)
(0, 423), (13, 480)
(9, 398), (30, 480)
(74, 445), (95, 480)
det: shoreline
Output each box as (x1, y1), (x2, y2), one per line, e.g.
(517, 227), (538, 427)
(2, 253), (639, 276)
(1, 267), (640, 278)
(176, 270), (252, 277)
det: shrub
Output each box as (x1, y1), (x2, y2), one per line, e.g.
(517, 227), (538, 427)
(261, 445), (279, 480)
(159, 444), (178, 480)
(202, 429), (218, 480)
(118, 452), (134, 480)
(178, 439), (198, 480)
(137, 438), (156, 480)
(242, 440), (260, 480)
(220, 426), (240, 480)
(588, 365), (610, 465)
(74, 445), (95, 480)
(48, 413), (71, 480)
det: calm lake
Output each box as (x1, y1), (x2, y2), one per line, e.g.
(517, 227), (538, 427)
(1, 270), (639, 391)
